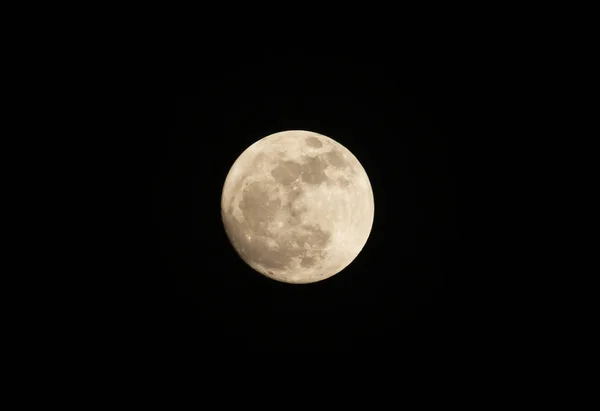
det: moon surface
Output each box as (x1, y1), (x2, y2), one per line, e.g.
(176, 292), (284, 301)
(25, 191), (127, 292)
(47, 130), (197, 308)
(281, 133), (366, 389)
(221, 130), (374, 284)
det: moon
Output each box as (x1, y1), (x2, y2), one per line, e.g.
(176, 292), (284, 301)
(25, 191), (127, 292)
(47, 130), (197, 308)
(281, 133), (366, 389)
(221, 130), (375, 284)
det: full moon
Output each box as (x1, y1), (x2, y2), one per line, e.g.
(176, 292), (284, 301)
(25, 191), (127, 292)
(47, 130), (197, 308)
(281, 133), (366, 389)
(221, 130), (375, 284)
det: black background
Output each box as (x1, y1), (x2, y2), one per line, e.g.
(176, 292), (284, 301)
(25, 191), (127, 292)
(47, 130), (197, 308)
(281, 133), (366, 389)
(155, 50), (469, 353)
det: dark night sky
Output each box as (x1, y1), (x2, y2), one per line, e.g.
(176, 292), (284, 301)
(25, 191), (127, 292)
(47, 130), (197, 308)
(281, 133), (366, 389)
(155, 50), (468, 353)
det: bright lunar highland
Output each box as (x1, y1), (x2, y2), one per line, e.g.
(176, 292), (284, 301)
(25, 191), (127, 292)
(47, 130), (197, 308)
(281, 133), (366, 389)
(221, 130), (374, 284)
